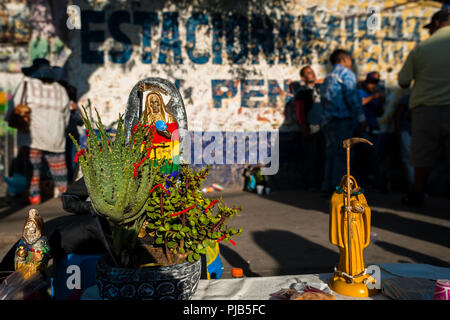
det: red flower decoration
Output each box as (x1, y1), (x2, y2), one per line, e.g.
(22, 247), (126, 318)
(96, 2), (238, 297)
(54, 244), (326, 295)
(216, 234), (236, 246)
(169, 205), (196, 217)
(204, 200), (219, 214)
(74, 149), (86, 163)
(133, 158), (145, 178)
(149, 184), (170, 196)
(131, 124), (139, 135)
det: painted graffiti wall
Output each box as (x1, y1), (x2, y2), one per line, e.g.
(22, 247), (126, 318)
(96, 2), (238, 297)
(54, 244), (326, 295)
(0, 0), (447, 188)
(0, 0), (442, 130)
(62, 0), (440, 131)
(0, 0), (69, 83)
(0, 0), (29, 73)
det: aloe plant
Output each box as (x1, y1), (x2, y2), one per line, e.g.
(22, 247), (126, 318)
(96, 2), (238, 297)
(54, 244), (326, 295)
(69, 107), (162, 266)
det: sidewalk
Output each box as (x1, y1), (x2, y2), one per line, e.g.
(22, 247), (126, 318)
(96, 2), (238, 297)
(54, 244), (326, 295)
(0, 189), (449, 278)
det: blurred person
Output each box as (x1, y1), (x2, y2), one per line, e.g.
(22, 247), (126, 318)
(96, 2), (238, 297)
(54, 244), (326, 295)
(294, 65), (325, 191)
(3, 155), (29, 204)
(7, 58), (70, 205)
(354, 71), (386, 189)
(394, 92), (414, 188)
(375, 89), (410, 192)
(398, 8), (450, 207)
(52, 67), (83, 184)
(358, 72), (385, 134)
(284, 80), (301, 126)
(58, 80), (83, 184)
(320, 49), (367, 195)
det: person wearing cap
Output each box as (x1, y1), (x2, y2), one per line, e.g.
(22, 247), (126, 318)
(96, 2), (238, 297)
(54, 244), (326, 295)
(6, 58), (70, 205)
(397, 8), (450, 207)
(359, 72), (385, 135)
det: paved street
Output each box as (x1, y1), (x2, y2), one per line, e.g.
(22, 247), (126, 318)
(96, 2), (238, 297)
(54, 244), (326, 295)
(216, 189), (450, 277)
(1, 188), (449, 279)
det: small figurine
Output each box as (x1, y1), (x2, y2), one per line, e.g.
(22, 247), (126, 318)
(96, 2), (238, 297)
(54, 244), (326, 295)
(124, 78), (189, 175)
(328, 138), (379, 297)
(144, 90), (177, 129)
(14, 209), (50, 279)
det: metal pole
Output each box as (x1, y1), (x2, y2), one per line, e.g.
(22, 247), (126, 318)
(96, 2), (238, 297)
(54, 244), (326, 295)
(343, 137), (373, 279)
(4, 122), (8, 177)
(346, 146), (352, 277)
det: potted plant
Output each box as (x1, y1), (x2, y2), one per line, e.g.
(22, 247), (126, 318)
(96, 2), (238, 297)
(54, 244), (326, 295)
(70, 108), (241, 300)
(140, 165), (242, 266)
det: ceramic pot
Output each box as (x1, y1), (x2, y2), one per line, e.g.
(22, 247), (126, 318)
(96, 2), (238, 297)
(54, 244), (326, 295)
(96, 255), (201, 300)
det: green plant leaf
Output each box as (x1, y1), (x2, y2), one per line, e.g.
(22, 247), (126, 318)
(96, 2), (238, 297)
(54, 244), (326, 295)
(168, 241), (176, 248)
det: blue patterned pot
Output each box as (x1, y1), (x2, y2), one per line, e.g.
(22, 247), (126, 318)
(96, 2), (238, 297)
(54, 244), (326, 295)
(96, 255), (201, 300)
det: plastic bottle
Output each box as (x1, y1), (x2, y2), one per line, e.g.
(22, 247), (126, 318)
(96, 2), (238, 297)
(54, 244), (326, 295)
(0, 87), (6, 113)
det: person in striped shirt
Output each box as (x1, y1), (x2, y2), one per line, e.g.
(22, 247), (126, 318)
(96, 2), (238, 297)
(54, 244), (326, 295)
(9, 59), (70, 205)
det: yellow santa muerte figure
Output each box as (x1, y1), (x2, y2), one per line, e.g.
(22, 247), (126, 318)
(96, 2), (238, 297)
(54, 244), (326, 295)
(329, 138), (379, 297)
